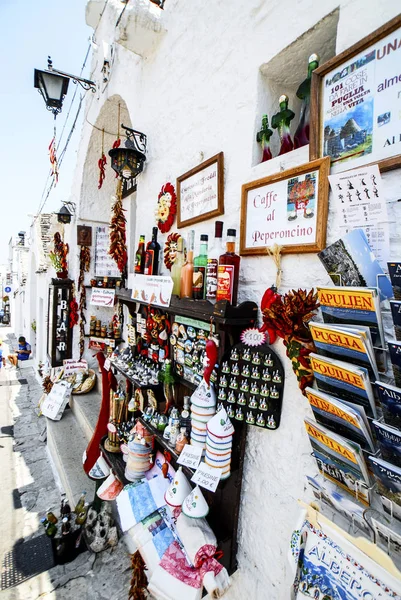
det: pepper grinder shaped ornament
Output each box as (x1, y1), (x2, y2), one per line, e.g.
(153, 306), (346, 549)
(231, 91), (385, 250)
(294, 54), (319, 149)
(256, 114), (273, 162)
(271, 94), (295, 155)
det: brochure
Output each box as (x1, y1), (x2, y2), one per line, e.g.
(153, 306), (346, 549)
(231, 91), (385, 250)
(317, 286), (385, 350)
(390, 300), (401, 342)
(375, 381), (401, 429)
(368, 455), (401, 521)
(309, 321), (378, 380)
(372, 420), (401, 468)
(318, 228), (393, 300)
(388, 261), (401, 300)
(305, 386), (375, 452)
(309, 353), (377, 418)
(388, 340), (401, 388)
(305, 417), (371, 505)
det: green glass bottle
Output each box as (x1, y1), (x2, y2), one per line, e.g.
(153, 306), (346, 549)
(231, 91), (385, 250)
(74, 491), (87, 515)
(256, 114), (273, 162)
(294, 54), (319, 149)
(193, 235), (208, 299)
(271, 95), (295, 155)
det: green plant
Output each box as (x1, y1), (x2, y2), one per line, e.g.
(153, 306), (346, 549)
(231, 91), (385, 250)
(31, 320), (37, 333)
(48, 251), (63, 272)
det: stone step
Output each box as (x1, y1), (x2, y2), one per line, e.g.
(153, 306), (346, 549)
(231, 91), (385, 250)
(46, 408), (95, 506)
(69, 388), (101, 443)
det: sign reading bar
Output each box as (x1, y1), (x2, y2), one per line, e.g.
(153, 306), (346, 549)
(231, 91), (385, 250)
(240, 158), (330, 255)
(131, 274), (173, 308)
(90, 287), (116, 307)
(177, 444), (203, 470)
(191, 461), (221, 493)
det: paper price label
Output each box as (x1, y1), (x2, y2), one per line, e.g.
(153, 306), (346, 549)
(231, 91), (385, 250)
(104, 358), (111, 371)
(191, 461), (221, 493)
(177, 444), (203, 470)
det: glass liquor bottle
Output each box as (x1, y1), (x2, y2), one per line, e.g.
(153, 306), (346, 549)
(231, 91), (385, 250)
(134, 235), (146, 274)
(256, 114), (273, 162)
(216, 229), (241, 306)
(193, 234), (208, 299)
(180, 230), (195, 299)
(171, 237), (185, 296)
(206, 221), (224, 303)
(74, 491), (87, 515)
(144, 227), (161, 276)
(294, 54), (319, 149)
(271, 94), (295, 156)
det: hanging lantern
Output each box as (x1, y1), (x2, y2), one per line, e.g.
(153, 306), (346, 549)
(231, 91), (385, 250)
(108, 124), (147, 180)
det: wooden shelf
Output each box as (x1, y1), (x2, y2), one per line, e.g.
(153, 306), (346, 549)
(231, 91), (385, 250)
(116, 289), (258, 326)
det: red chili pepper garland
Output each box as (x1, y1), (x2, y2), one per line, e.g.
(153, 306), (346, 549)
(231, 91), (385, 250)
(78, 246), (91, 359)
(109, 180), (128, 273)
(53, 232), (69, 275)
(69, 283), (79, 328)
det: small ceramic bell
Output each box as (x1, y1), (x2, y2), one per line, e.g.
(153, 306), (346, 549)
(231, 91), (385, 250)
(164, 467), (192, 507)
(182, 485), (209, 518)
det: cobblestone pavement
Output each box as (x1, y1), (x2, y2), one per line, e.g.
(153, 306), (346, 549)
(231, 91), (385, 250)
(0, 330), (132, 600)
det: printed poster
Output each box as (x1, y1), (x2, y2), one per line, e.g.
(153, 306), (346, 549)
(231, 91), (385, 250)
(328, 165), (390, 266)
(321, 25), (401, 173)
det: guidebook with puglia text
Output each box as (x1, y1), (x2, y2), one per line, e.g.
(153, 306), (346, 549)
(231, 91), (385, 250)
(317, 286), (385, 351)
(375, 381), (401, 429)
(304, 417), (371, 505)
(372, 420), (401, 469)
(368, 455), (401, 521)
(309, 353), (377, 418)
(305, 386), (375, 452)
(308, 321), (379, 380)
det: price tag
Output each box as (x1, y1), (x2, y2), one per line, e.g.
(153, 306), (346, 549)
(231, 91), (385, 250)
(104, 358), (111, 371)
(240, 328), (267, 347)
(177, 444), (203, 470)
(191, 461), (221, 492)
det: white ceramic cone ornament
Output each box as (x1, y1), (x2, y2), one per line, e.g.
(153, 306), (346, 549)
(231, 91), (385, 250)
(164, 467), (192, 507)
(182, 485), (209, 518)
(207, 407), (234, 438)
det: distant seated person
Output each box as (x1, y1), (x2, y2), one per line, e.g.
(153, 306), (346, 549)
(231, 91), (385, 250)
(8, 336), (31, 367)
(0, 342), (5, 368)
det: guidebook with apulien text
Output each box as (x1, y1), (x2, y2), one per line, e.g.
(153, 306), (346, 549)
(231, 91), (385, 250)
(375, 381), (401, 429)
(317, 286), (385, 350)
(305, 386), (375, 452)
(308, 321), (379, 380)
(309, 353), (377, 418)
(372, 420), (401, 469)
(368, 455), (401, 521)
(304, 417), (370, 505)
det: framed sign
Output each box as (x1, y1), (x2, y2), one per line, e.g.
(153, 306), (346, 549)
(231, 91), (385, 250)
(310, 14), (401, 173)
(177, 152), (224, 227)
(77, 225), (92, 246)
(240, 157), (330, 255)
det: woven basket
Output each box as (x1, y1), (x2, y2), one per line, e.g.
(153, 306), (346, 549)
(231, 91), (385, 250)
(72, 369), (97, 395)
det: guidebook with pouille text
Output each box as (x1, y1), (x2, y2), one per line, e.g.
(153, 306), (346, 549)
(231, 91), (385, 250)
(375, 381), (401, 429)
(309, 353), (377, 418)
(308, 321), (379, 380)
(305, 387), (375, 452)
(372, 420), (401, 469)
(304, 417), (371, 505)
(317, 286), (385, 350)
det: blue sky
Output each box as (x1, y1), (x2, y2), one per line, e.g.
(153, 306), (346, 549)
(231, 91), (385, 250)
(0, 0), (91, 263)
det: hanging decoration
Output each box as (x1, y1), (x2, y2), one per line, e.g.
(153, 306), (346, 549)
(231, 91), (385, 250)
(50, 232), (68, 277)
(78, 245), (91, 359)
(155, 182), (177, 233)
(111, 105), (122, 178)
(49, 132), (59, 184)
(109, 179), (128, 275)
(163, 232), (182, 270)
(98, 128), (107, 190)
(69, 283), (79, 328)
(128, 551), (148, 600)
(261, 288), (319, 393)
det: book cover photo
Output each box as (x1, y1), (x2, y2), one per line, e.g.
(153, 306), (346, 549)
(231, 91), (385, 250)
(376, 381), (401, 429)
(368, 456), (401, 521)
(372, 420), (401, 468)
(310, 353), (377, 418)
(318, 229), (393, 300)
(305, 417), (370, 505)
(388, 261), (401, 301)
(388, 340), (401, 388)
(390, 300), (401, 342)
(305, 386), (375, 452)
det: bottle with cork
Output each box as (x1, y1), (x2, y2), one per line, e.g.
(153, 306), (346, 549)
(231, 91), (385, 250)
(216, 228), (241, 306)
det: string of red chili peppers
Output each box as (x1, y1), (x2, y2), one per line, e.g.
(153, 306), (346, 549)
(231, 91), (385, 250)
(78, 246), (91, 359)
(109, 179), (128, 283)
(98, 128), (107, 190)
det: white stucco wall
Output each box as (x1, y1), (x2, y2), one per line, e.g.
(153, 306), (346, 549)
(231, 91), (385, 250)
(65, 1), (401, 597)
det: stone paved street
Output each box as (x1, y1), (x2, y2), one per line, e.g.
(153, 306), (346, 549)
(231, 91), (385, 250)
(0, 330), (132, 600)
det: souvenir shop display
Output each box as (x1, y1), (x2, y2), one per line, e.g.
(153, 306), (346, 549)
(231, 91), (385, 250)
(216, 333), (284, 430)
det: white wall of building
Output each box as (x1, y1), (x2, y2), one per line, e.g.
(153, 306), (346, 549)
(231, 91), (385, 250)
(33, 0), (401, 596)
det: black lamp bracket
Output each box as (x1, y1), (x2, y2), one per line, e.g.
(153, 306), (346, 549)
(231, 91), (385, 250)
(47, 57), (96, 94)
(121, 123), (147, 155)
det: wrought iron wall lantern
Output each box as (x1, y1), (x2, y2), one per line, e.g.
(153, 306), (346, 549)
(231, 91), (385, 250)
(56, 201), (76, 224)
(34, 57), (96, 117)
(108, 124), (147, 180)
